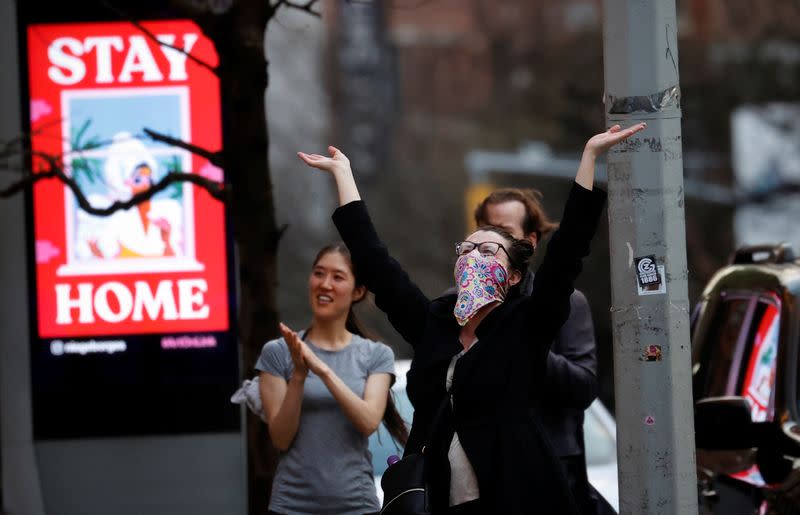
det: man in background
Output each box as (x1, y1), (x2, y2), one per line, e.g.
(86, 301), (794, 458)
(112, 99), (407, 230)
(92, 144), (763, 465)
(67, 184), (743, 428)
(474, 188), (601, 512)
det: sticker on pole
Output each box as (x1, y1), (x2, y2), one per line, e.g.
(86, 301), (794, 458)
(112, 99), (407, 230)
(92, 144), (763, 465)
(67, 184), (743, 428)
(635, 255), (666, 296)
(640, 344), (663, 362)
(644, 415), (656, 426)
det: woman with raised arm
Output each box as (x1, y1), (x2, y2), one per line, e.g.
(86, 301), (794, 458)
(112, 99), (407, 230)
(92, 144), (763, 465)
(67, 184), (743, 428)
(297, 123), (645, 515)
(257, 243), (408, 515)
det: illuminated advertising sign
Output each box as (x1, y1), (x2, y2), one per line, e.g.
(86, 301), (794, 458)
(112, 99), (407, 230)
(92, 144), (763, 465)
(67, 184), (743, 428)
(24, 20), (239, 438)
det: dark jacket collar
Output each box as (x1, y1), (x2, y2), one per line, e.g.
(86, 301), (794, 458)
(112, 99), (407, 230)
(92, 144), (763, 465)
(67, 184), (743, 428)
(431, 293), (458, 319)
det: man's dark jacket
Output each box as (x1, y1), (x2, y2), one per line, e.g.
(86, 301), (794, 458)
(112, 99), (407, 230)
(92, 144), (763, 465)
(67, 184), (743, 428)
(333, 182), (606, 515)
(520, 274), (598, 457)
(523, 273), (600, 511)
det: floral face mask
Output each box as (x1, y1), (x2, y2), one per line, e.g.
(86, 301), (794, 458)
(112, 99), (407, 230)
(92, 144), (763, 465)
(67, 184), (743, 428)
(453, 253), (510, 326)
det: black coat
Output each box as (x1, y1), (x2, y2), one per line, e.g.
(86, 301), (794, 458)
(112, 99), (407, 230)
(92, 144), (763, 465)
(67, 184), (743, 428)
(443, 276), (599, 458)
(333, 182), (606, 515)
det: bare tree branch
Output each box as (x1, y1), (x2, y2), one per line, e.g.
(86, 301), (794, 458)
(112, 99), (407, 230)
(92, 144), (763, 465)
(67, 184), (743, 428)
(1, 116), (66, 160)
(0, 152), (228, 215)
(0, 135), (27, 161)
(97, 0), (220, 76)
(3, 130), (219, 170)
(5, 128), (223, 168)
(143, 128), (226, 168)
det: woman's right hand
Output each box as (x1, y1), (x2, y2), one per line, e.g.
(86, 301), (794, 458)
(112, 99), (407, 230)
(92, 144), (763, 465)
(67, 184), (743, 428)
(279, 322), (308, 379)
(296, 146), (361, 205)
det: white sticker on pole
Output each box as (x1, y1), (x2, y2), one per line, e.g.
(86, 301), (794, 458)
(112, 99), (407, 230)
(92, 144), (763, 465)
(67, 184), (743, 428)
(635, 255), (666, 296)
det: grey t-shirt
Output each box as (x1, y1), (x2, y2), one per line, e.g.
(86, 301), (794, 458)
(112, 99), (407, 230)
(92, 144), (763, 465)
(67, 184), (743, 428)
(256, 332), (395, 515)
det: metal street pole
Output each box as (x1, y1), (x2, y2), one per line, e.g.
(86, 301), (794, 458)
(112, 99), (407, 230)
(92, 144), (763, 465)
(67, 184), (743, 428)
(602, 1), (698, 514)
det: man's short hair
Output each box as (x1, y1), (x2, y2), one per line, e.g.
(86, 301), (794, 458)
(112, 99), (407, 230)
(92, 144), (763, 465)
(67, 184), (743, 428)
(474, 188), (559, 241)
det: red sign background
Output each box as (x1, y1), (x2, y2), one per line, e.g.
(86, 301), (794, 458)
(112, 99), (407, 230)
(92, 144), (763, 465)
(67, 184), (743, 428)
(27, 20), (229, 337)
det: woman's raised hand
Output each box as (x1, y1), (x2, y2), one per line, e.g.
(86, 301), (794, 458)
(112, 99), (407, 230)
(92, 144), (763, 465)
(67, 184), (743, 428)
(297, 146), (351, 176)
(279, 322), (308, 378)
(584, 122), (647, 158)
(296, 146), (361, 206)
(575, 122), (648, 190)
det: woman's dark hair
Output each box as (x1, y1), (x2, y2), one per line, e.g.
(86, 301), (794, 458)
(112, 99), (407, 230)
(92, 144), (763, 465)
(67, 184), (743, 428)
(472, 225), (535, 279)
(312, 243), (409, 446)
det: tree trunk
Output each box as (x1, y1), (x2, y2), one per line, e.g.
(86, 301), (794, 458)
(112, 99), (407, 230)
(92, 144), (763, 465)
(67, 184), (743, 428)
(209, 3), (281, 514)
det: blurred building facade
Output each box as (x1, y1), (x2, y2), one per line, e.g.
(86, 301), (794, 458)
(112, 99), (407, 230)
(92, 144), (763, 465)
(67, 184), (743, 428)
(309, 0), (800, 410)
(266, 0), (800, 409)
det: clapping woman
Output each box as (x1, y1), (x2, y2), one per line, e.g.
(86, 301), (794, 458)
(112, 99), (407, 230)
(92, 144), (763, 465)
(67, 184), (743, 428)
(257, 243), (408, 515)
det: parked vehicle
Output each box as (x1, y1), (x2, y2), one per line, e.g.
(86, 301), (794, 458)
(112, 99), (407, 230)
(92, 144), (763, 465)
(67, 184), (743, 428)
(691, 244), (800, 514)
(369, 359), (620, 512)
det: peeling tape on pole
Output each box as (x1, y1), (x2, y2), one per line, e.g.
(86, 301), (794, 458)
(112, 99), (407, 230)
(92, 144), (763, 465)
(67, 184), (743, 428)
(607, 85), (680, 115)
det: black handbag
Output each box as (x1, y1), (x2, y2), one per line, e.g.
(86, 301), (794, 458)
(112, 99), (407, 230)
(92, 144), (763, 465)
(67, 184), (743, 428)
(379, 452), (429, 515)
(379, 394), (451, 515)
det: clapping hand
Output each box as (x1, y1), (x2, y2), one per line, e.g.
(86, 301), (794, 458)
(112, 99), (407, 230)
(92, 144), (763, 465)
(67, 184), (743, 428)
(300, 342), (330, 377)
(278, 322), (330, 378)
(279, 322), (308, 378)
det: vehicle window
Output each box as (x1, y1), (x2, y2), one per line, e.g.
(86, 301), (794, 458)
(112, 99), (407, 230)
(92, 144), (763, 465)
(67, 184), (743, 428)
(694, 293), (781, 488)
(584, 407), (616, 466)
(737, 299), (780, 422)
(690, 301), (702, 339)
(368, 388), (413, 476)
(701, 297), (754, 398)
(697, 292), (781, 423)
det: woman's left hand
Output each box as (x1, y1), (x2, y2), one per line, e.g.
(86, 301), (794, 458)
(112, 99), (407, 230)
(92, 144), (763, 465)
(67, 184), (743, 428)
(300, 341), (331, 377)
(584, 122), (647, 158)
(575, 122), (647, 190)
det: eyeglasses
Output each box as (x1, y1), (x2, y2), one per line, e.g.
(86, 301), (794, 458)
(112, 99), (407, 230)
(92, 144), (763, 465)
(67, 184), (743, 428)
(455, 240), (511, 260)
